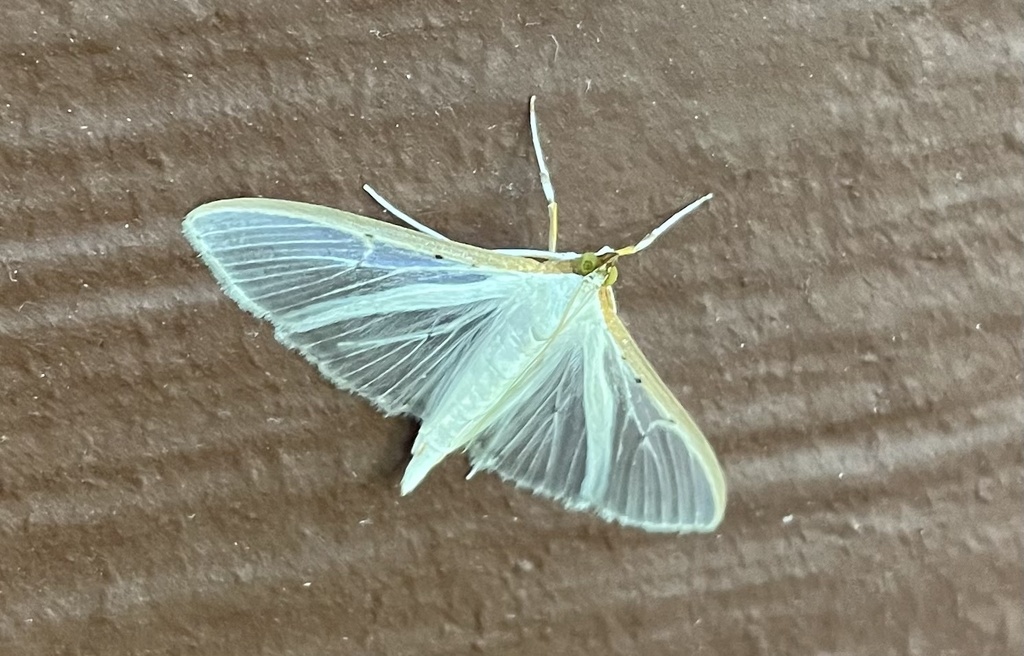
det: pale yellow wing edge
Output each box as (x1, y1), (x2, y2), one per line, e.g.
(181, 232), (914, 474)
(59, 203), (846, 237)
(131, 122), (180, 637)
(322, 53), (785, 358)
(187, 197), (555, 273)
(598, 285), (727, 528)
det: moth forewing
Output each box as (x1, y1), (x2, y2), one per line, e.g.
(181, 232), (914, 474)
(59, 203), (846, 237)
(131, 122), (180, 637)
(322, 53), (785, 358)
(597, 286), (726, 529)
(456, 275), (722, 533)
(183, 201), (564, 423)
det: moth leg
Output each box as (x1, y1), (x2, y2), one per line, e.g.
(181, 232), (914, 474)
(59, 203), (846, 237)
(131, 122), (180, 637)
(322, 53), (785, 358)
(363, 183), (452, 242)
(529, 95), (559, 252)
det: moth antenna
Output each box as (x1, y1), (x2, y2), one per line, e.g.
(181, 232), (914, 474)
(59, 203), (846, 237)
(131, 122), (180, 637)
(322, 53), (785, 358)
(363, 183), (451, 242)
(622, 193), (714, 255)
(529, 96), (559, 252)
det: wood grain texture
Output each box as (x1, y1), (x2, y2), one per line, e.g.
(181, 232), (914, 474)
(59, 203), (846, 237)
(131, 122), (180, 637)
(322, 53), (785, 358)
(0, 0), (1020, 654)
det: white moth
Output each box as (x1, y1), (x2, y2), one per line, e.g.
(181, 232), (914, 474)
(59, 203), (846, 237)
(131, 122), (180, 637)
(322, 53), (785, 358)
(183, 97), (726, 533)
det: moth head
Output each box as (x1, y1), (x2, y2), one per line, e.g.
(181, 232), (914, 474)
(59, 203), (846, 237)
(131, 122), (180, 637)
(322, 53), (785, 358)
(571, 252), (600, 275)
(571, 251), (620, 286)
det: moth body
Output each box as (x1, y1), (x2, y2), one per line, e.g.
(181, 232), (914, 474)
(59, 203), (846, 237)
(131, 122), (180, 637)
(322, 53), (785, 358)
(182, 97), (726, 533)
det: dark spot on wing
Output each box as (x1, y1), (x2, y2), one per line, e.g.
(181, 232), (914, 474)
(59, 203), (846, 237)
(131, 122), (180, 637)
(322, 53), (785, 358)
(434, 254), (444, 260)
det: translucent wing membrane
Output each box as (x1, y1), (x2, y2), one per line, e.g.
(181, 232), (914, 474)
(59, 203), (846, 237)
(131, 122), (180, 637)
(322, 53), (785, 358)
(185, 198), (724, 533)
(184, 200), (537, 416)
(468, 287), (725, 532)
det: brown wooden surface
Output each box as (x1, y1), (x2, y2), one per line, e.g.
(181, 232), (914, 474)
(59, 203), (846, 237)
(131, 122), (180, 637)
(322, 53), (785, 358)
(1, 1), (1021, 654)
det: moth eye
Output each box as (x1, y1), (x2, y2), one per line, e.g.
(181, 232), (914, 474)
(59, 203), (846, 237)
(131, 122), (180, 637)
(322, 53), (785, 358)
(574, 252), (599, 276)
